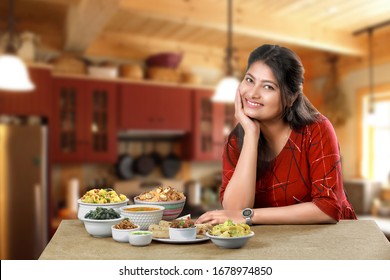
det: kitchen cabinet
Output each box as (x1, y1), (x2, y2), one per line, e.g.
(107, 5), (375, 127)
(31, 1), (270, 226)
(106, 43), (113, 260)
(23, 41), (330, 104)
(214, 101), (235, 159)
(0, 67), (52, 116)
(51, 77), (118, 163)
(187, 89), (236, 161)
(118, 83), (191, 131)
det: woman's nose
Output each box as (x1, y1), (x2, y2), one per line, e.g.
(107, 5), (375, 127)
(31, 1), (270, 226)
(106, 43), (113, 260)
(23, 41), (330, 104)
(243, 85), (260, 99)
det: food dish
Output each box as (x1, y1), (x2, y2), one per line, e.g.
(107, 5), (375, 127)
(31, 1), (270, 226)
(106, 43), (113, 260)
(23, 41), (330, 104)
(136, 186), (185, 202)
(119, 204), (164, 230)
(80, 188), (127, 204)
(134, 198), (185, 220)
(77, 198), (129, 220)
(152, 235), (209, 244)
(206, 231), (255, 249)
(169, 227), (196, 240)
(134, 186), (186, 220)
(129, 231), (153, 246)
(148, 220), (212, 239)
(111, 219), (140, 243)
(80, 216), (125, 237)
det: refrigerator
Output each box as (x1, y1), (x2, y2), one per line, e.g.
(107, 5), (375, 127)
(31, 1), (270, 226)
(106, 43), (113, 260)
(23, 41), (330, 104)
(0, 119), (48, 260)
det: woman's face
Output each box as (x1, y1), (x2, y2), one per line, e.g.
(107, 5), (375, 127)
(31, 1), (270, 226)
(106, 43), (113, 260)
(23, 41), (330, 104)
(238, 61), (283, 122)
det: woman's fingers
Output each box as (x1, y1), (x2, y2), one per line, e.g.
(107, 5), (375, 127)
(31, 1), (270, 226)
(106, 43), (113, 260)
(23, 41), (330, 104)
(196, 210), (244, 225)
(235, 89), (246, 122)
(196, 210), (222, 225)
(234, 89), (241, 119)
(234, 89), (261, 137)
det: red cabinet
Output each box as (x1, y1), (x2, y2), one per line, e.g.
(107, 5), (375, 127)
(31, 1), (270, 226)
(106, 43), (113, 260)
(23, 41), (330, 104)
(51, 77), (118, 163)
(187, 89), (236, 161)
(118, 83), (191, 131)
(0, 67), (52, 116)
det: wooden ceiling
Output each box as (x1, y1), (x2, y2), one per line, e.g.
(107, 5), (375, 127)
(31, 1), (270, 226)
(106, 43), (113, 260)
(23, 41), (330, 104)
(1, 0), (390, 73)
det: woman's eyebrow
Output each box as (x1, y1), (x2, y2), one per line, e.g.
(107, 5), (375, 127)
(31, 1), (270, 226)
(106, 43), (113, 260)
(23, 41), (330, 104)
(261, 79), (278, 87)
(245, 72), (255, 79)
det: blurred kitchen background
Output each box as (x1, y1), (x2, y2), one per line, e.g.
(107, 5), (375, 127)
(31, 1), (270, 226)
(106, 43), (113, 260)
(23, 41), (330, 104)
(1, 0), (390, 259)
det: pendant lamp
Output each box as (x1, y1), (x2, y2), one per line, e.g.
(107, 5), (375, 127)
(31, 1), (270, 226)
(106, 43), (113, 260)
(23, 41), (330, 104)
(212, 0), (239, 103)
(0, 0), (35, 92)
(367, 29), (375, 114)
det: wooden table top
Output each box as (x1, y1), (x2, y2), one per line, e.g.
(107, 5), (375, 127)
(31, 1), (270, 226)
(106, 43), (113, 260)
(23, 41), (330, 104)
(39, 219), (390, 260)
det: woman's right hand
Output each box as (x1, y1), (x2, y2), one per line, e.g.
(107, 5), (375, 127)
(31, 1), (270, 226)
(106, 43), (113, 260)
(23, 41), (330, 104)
(235, 89), (261, 138)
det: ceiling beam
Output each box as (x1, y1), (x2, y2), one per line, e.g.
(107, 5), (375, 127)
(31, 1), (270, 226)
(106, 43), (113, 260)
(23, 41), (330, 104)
(64, 0), (122, 53)
(26, 0), (81, 5)
(120, 0), (365, 56)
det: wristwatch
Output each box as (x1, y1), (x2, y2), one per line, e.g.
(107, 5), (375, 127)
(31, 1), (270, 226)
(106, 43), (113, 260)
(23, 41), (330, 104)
(242, 208), (254, 225)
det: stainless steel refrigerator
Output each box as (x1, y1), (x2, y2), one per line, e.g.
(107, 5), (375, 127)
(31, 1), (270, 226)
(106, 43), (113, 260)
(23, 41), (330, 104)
(0, 119), (48, 260)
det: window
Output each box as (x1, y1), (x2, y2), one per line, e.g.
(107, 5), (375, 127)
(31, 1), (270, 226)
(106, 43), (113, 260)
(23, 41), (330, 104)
(362, 92), (390, 186)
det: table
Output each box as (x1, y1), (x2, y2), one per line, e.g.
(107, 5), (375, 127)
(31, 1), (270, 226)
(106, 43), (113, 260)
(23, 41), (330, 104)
(39, 219), (390, 260)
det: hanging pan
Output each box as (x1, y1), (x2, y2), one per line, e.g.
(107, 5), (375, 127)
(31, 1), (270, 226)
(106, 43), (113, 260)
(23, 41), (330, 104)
(161, 141), (182, 178)
(150, 140), (163, 167)
(116, 142), (134, 180)
(134, 141), (155, 176)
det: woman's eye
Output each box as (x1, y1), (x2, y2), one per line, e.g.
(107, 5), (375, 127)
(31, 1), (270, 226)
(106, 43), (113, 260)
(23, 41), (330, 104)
(245, 77), (253, 83)
(264, 85), (274, 90)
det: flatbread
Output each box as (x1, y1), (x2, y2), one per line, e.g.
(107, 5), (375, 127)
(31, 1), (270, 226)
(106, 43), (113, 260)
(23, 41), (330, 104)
(148, 220), (212, 239)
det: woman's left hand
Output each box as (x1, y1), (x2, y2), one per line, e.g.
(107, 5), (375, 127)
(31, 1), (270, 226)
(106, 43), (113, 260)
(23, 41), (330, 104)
(195, 209), (245, 225)
(234, 89), (261, 138)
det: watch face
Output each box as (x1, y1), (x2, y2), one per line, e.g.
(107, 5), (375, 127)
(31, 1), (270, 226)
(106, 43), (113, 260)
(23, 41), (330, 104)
(243, 208), (252, 217)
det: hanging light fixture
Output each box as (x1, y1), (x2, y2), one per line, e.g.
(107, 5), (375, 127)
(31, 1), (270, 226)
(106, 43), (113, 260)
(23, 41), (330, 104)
(212, 0), (239, 103)
(367, 28), (375, 114)
(0, 0), (35, 92)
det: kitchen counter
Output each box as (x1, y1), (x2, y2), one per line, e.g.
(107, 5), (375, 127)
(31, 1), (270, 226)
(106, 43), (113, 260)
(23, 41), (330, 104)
(39, 219), (390, 260)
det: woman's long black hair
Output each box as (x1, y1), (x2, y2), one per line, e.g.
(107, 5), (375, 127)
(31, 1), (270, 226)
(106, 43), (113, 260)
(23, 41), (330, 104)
(227, 44), (320, 177)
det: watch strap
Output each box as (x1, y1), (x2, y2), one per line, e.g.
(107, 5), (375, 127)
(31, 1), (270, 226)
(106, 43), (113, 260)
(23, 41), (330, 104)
(242, 208), (253, 225)
(245, 216), (252, 226)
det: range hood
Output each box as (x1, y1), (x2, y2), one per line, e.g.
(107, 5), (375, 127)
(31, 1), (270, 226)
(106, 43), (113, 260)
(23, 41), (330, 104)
(117, 129), (187, 140)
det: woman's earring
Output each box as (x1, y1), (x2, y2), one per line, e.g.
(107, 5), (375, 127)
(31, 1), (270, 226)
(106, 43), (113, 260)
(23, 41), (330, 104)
(286, 107), (293, 122)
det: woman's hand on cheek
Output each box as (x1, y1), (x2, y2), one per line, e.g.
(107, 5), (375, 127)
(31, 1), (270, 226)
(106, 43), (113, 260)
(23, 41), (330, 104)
(195, 209), (245, 225)
(235, 89), (260, 137)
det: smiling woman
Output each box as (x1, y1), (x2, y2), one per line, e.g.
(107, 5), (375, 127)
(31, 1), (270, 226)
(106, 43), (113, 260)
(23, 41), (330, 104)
(196, 44), (357, 226)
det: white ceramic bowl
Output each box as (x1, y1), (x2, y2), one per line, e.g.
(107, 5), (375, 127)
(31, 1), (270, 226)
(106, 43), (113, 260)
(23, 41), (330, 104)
(88, 66), (118, 78)
(111, 224), (140, 243)
(80, 216), (125, 237)
(128, 231), (153, 246)
(169, 227), (196, 240)
(119, 205), (164, 230)
(205, 231), (255, 249)
(77, 198), (129, 220)
(133, 197), (185, 220)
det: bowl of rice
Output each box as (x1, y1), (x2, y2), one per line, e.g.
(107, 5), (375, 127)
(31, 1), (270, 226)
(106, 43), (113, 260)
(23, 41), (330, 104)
(77, 188), (128, 220)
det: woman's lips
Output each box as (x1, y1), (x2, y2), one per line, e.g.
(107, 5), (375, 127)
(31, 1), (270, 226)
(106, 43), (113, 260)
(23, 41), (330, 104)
(245, 98), (263, 108)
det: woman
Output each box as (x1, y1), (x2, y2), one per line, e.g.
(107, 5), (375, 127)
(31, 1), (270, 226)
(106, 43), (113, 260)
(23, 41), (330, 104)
(196, 44), (356, 225)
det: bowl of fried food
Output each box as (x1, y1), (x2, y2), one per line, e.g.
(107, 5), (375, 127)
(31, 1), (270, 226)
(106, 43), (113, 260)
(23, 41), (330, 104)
(134, 186), (186, 220)
(206, 220), (254, 249)
(111, 218), (140, 242)
(77, 188), (128, 220)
